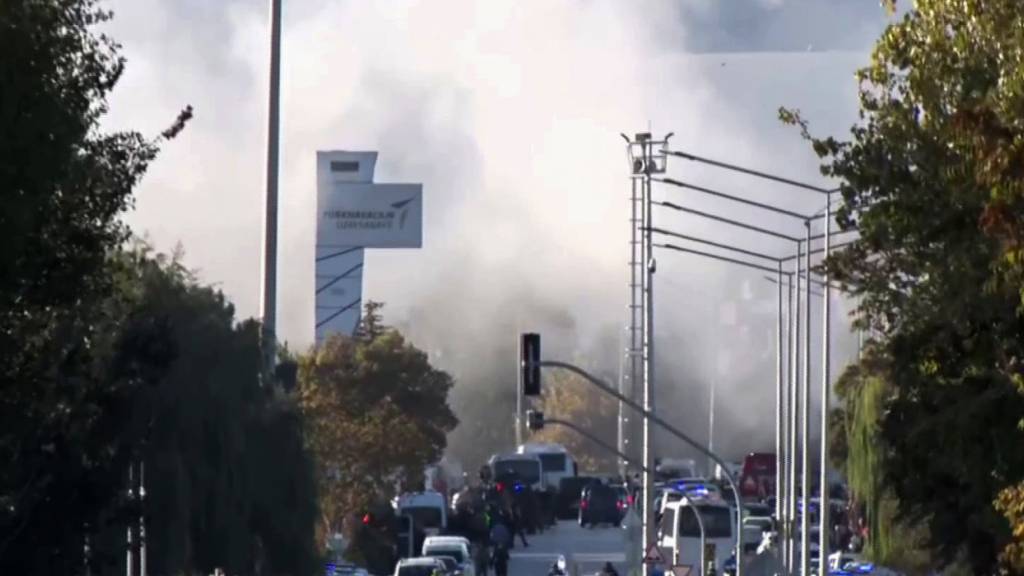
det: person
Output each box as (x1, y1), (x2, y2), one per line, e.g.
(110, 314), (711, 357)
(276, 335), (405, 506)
(509, 497), (529, 548)
(547, 555), (568, 576)
(599, 562), (619, 576)
(491, 544), (510, 576)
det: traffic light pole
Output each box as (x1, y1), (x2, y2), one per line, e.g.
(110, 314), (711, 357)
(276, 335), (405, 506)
(537, 359), (743, 576)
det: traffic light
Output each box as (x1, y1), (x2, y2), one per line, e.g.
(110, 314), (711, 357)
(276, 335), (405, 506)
(521, 332), (541, 396)
(526, 409), (544, 431)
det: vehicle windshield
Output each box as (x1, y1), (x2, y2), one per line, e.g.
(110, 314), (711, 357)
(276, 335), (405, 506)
(538, 453), (567, 471)
(399, 566), (441, 576)
(426, 548), (466, 563)
(493, 459), (541, 484)
(678, 506), (733, 538)
(401, 506), (442, 528)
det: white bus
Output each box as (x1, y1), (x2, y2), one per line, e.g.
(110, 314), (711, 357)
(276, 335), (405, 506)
(659, 496), (737, 576)
(516, 443), (576, 491)
(488, 453), (545, 491)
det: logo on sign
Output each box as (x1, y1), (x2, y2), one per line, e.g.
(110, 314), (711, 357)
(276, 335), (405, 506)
(322, 196), (418, 232)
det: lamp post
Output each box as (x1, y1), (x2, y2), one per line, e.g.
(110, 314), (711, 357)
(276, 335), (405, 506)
(261, 0), (283, 375)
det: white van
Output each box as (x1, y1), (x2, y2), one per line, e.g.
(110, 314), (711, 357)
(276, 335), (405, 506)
(488, 453), (545, 491)
(516, 443), (576, 491)
(659, 496), (737, 575)
(422, 536), (475, 576)
(394, 491), (447, 536)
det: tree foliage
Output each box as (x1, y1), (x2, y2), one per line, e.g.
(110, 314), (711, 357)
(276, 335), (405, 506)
(785, 1), (1024, 571)
(531, 369), (618, 473)
(298, 303), (458, 545)
(0, 0), (189, 572)
(119, 248), (318, 576)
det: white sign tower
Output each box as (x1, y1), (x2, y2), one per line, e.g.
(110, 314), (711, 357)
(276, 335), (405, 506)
(315, 151), (423, 341)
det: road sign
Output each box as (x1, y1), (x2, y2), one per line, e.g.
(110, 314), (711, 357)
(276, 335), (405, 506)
(670, 566), (692, 576)
(643, 543), (666, 565)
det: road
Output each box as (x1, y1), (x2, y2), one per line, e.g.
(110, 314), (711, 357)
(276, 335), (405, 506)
(509, 520), (628, 576)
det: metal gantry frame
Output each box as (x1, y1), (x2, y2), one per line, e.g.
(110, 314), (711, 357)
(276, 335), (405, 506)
(648, 148), (849, 576)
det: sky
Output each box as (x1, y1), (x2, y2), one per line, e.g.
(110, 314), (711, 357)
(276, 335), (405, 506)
(100, 0), (894, 466)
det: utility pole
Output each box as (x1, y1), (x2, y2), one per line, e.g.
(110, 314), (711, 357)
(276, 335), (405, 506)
(625, 131), (671, 576)
(260, 0), (283, 376)
(819, 197), (833, 571)
(641, 133), (656, 576)
(800, 223), (812, 576)
(787, 241), (801, 575)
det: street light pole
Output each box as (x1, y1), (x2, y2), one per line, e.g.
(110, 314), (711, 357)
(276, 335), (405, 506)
(775, 261), (784, 525)
(800, 223), (812, 576)
(819, 197), (833, 570)
(260, 0), (283, 375)
(787, 241), (801, 576)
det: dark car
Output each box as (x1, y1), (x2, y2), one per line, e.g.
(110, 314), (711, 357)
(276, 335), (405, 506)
(557, 476), (599, 519)
(579, 483), (620, 527)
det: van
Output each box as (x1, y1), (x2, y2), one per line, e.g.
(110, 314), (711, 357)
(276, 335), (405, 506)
(395, 491), (447, 536)
(659, 496), (737, 575)
(516, 443), (577, 491)
(488, 453), (544, 491)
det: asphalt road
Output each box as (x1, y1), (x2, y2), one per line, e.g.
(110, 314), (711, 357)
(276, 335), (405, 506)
(509, 520), (629, 576)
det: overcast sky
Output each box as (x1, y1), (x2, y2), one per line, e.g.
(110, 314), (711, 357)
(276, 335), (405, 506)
(100, 0), (893, 461)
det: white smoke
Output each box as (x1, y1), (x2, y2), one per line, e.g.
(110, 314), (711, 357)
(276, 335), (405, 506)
(102, 0), (886, 465)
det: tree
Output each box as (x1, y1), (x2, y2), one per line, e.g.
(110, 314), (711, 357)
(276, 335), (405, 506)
(784, 1), (1024, 571)
(114, 248), (317, 576)
(0, 1), (190, 571)
(531, 369), (618, 473)
(297, 303), (458, 549)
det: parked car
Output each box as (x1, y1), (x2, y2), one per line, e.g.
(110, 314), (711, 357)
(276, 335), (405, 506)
(579, 483), (621, 527)
(393, 557), (447, 576)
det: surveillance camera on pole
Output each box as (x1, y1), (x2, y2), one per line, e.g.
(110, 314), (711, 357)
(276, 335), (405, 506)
(521, 333), (541, 396)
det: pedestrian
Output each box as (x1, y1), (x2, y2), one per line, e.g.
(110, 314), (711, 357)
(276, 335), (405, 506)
(491, 544), (510, 576)
(509, 501), (529, 548)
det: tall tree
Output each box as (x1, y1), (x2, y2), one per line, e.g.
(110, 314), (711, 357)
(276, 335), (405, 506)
(0, 1), (189, 572)
(784, 1), (1024, 571)
(298, 303), (458, 546)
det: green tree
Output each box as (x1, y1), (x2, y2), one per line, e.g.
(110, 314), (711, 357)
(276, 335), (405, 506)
(784, 1), (1024, 571)
(117, 248), (317, 576)
(532, 369), (618, 473)
(297, 303), (458, 549)
(0, 1), (189, 571)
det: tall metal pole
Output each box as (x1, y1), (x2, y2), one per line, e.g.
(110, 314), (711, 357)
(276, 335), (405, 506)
(708, 370), (716, 476)
(139, 461), (146, 576)
(641, 136), (656, 576)
(818, 198), (833, 570)
(787, 241), (801, 576)
(800, 223), (812, 576)
(260, 0), (283, 375)
(126, 463), (134, 576)
(516, 334), (523, 446)
(775, 262), (784, 524)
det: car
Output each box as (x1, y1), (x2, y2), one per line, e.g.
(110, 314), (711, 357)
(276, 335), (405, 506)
(422, 536), (475, 576)
(579, 483), (621, 527)
(395, 491), (448, 536)
(393, 557), (447, 576)
(557, 476), (600, 519)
